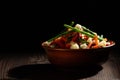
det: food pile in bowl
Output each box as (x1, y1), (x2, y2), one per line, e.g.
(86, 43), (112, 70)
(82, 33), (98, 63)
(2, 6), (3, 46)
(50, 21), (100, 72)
(42, 21), (115, 67)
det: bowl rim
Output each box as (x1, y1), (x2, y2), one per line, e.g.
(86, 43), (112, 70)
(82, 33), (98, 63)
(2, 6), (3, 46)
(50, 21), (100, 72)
(42, 41), (116, 51)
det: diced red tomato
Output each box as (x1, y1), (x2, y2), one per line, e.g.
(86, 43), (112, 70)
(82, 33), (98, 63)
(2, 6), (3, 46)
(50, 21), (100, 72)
(65, 43), (71, 49)
(72, 33), (78, 42)
(79, 33), (82, 38)
(83, 35), (88, 40)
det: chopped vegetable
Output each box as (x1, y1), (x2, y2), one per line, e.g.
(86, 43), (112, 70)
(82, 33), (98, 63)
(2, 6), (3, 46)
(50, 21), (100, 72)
(64, 24), (103, 41)
(42, 21), (114, 49)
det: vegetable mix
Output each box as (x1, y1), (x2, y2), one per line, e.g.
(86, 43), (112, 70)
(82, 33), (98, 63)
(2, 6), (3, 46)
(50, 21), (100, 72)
(42, 21), (114, 49)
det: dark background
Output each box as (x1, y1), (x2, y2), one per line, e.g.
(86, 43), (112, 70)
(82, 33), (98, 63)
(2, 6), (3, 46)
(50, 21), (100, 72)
(0, 1), (119, 53)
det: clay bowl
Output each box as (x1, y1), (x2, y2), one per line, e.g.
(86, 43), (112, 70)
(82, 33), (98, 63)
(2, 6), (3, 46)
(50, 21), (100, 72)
(42, 42), (115, 67)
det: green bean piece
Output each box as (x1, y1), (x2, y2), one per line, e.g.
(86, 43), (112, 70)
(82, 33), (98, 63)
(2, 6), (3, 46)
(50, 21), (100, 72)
(64, 24), (103, 41)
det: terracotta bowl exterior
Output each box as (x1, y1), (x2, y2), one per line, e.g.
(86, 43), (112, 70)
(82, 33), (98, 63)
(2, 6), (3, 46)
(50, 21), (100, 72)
(42, 42), (115, 67)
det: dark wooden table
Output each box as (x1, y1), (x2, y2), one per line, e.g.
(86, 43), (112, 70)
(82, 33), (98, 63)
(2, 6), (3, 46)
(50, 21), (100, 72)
(0, 50), (120, 80)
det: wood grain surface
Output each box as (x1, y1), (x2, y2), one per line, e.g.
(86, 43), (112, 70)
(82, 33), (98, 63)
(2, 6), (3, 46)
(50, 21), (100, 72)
(0, 50), (120, 80)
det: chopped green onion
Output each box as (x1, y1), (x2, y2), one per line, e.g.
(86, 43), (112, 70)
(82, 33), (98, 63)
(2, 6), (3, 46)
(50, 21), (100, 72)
(64, 24), (103, 41)
(47, 21), (75, 42)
